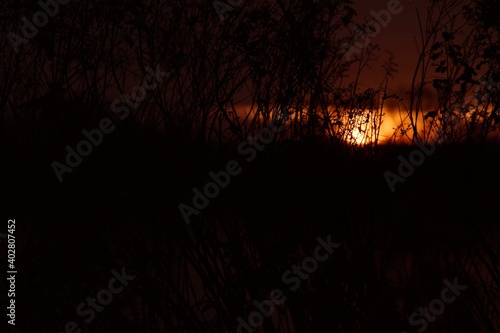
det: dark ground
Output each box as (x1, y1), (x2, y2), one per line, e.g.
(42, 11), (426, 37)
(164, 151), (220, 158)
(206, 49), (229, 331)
(1, 132), (499, 332)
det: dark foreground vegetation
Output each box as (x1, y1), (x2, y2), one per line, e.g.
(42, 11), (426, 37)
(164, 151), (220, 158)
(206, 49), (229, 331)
(0, 0), (499, 332)
(2, 135), (500, 332)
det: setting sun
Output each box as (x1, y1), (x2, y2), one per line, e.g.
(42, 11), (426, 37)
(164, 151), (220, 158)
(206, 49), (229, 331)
(351, 127), (366, 145)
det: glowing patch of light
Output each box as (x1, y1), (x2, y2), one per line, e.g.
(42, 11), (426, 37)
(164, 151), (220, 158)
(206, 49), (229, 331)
(351, 127), (366, 145)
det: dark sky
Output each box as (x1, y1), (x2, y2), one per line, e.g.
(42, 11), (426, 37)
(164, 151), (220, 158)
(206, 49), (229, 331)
(352, 0), (427, 96)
